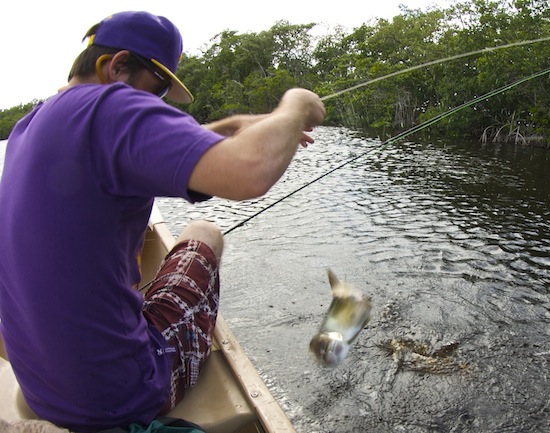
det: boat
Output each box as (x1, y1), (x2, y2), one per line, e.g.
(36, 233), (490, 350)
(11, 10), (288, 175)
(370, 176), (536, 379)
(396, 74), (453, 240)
(0, 204), (297, 433)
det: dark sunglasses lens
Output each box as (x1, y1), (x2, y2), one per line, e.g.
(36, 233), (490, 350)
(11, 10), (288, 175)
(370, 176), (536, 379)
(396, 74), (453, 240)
(132, 54), (170, 98)
(157, 86), (170, 98)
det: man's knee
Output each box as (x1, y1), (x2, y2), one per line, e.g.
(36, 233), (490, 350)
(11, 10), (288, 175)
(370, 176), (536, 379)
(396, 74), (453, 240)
(177, 220), (224, 261)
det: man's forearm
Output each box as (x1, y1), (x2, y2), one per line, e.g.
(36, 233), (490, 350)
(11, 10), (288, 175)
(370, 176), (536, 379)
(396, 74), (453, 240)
(204, 114), (268, 137)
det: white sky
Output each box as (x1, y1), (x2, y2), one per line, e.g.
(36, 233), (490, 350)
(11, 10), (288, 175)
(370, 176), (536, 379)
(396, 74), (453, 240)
(0, 0), (449, 109)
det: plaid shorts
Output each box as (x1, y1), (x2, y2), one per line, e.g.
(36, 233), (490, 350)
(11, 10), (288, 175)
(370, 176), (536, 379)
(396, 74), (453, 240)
(142, 239), (220, 412)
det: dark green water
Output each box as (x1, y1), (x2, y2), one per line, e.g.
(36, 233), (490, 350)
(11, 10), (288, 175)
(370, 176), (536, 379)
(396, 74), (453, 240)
(1, 127), (548, 432)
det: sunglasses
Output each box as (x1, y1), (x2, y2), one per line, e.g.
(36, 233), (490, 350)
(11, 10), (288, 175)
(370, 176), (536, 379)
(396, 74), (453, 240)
(131, 54), (171, 98)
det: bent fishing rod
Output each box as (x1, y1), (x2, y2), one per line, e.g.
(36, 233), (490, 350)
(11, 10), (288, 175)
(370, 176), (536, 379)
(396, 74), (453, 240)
(221, 37), (550, 235)
(143, 38), (550, 290)
(223, 66), (550, 236)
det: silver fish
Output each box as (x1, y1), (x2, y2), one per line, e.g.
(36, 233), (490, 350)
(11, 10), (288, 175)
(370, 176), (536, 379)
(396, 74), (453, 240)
(309, 269), (372, 367)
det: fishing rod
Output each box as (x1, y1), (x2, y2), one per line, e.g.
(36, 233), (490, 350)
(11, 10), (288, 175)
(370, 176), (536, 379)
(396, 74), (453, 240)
(223, 66), (550, 236)
(319, 36), (550, 101)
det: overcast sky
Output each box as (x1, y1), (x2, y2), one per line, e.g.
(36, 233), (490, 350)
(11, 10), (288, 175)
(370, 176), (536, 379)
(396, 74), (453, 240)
(0, 0), (449, 109)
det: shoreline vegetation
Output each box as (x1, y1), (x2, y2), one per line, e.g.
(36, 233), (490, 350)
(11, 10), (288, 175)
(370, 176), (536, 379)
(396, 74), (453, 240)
(1, 0), (549, 147)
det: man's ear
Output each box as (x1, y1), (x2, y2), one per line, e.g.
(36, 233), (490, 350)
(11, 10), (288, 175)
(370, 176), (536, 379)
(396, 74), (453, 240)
(107, 50), (131, 81)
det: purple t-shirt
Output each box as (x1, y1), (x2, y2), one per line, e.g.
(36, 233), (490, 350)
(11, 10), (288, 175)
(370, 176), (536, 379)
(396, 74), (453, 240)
(0, 83), (224, 431)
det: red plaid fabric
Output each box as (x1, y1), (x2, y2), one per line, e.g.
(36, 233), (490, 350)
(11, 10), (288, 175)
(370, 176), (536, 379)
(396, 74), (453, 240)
(142, 239), (220, 412)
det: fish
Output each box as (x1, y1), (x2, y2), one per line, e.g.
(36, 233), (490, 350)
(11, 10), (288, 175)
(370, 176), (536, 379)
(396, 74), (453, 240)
(309, 269), (372, 368)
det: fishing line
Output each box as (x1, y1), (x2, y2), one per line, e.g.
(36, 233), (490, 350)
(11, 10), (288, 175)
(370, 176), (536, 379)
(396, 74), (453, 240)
(222, 38), (550, 235)
(223, 67), (550, 235)
(320, 36), (550, 101)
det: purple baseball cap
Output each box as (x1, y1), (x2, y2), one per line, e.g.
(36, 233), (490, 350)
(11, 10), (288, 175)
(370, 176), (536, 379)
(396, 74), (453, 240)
(87, 11), (193, 103)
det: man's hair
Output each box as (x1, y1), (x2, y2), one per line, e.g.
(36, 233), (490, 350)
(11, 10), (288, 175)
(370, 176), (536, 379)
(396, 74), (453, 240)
(68, 44), (145, 82)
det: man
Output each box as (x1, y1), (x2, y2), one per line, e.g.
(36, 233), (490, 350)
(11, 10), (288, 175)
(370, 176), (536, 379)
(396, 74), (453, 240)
(0, 11), (325, 432)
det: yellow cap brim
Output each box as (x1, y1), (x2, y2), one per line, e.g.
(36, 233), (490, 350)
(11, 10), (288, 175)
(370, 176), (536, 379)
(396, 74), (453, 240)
(151, 58), (194, 104)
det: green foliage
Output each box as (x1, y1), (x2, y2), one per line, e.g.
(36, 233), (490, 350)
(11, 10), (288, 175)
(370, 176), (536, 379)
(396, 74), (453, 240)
(2, 0), (549, 144)
(0, 101), (38, 140)
(179, 21), (317, 122)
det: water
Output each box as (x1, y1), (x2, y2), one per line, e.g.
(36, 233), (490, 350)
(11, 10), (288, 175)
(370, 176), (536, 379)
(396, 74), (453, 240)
(1, 128), (549, 432)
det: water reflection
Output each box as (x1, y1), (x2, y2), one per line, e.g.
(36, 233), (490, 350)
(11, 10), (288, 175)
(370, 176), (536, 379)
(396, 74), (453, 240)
(1, 128), (548, 432)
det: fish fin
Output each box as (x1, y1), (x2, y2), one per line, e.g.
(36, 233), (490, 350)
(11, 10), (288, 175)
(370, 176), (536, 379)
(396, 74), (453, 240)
(327, 268), (340, 290)
(327, 269), (365, 300)
(327, 269), (352, 298)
